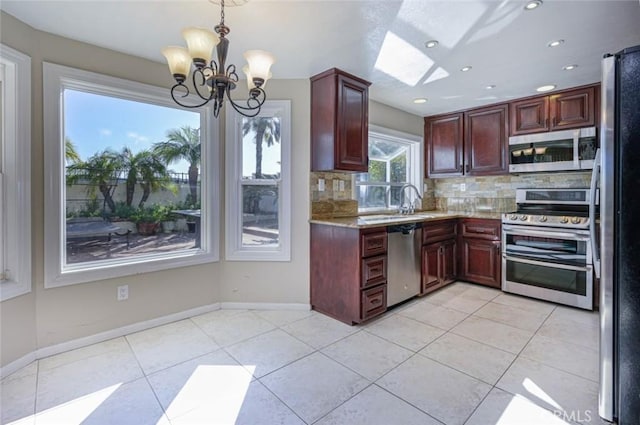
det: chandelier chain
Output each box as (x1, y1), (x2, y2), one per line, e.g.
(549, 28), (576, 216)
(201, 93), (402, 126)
(220, 0), (225, 26)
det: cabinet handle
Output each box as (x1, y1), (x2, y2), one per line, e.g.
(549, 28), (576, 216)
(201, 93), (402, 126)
(552, 116), (556, 127)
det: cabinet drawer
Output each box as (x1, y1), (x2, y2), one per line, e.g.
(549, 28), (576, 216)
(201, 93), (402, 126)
(361, 255), (387, 288)
(423, 220), (457, 244)
(361, 230), (387, 257)
(361, 284), (387, 320)
(461, 219), (500, 240)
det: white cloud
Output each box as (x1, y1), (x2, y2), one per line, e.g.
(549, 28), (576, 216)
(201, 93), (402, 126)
(126, 131), (149, 145)
(99, 128), (112, 137)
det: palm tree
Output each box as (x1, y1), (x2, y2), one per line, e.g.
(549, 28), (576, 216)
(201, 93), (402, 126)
(119, 147), (175, 208)
(152, 126), (200, 204)
(65, 137), (81, 164)
(66, 149), (123, 213)
(242, 117), (280, 179)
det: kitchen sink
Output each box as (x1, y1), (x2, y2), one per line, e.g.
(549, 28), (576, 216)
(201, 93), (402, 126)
(358, 213), (435, 224)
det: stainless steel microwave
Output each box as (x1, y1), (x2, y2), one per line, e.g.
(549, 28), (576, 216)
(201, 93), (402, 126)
(508, 126), (597, 173)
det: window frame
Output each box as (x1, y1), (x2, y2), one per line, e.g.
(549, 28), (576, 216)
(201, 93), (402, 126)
(356, 125), (423, 213)
(0, 44), (32, 301)
(225, 100), (291, 261)
(43, 63), (219, 288)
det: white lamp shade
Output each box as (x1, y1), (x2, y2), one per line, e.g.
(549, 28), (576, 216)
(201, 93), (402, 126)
(243, 66), (272, 90)
(161, 46), (192, 78)
(243, 50), (275, 82)
(182, 27), (219, 63)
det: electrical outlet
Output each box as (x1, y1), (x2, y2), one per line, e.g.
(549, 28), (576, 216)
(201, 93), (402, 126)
(460, 183), (466, 192)
(339, 180), (345, 191)
(117, 285), (129, 301)
(318, 178), (325, 191)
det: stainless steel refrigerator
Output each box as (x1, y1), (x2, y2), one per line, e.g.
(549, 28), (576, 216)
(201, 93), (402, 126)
(598, 45), (640, 424)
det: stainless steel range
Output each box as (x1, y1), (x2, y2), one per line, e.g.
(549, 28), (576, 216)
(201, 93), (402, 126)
(501, 188), (595, 310)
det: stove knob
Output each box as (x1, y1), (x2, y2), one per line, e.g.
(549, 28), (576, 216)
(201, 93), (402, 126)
(519, 215), (528, 221)
(560, 216), (569, 224)
(510, 214), (518, 220)
(539, 215), (548, 222)
(571, 216), (582, 224)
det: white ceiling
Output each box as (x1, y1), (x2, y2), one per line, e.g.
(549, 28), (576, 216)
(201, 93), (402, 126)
(2, 0), (640, 116)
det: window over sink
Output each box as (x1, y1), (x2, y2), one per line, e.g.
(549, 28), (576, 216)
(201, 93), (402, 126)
(356, 125), (423, 212)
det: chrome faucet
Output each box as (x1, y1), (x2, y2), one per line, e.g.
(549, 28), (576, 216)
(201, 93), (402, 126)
(398, 183), (422, 215)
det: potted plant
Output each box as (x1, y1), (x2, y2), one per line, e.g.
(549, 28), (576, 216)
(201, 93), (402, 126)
(132, 206), (161, 236)
(155, 204), (176, 234)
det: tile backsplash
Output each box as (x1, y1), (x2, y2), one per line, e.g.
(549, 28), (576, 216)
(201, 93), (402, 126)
(310, 170), (592, 218)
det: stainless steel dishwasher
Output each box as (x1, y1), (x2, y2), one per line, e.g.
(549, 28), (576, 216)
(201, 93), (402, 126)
(387, 222), (422, 307)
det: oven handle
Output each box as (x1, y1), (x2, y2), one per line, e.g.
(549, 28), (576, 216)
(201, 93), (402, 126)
(503, 255), (592, 272)
(502, 225), (590, 241)
(589, 148), (601, 278)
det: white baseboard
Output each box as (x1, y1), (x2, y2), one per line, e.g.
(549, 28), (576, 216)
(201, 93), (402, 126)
(220, 302), (311, 311)
(1, 301), (310, 379)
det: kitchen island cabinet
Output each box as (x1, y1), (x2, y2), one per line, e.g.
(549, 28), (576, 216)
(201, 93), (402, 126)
(310, 223), (387, 324)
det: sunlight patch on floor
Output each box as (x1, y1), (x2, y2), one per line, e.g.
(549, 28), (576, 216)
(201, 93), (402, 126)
(496, 393), (571, 425)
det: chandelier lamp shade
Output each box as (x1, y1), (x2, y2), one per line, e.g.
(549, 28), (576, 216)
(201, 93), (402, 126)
(162, 0), (275, 118)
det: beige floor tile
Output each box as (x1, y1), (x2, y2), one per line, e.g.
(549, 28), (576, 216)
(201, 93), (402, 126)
(364, 314), (445, 351)
(254, 309), (314, 327)
(1, 363), (37, 424)
(474, 301), (551, 332)
(520, 334), (599, 382)
(537, 314), (599, 349)
(280, 313), (358, 349)
(225, 329), (314, 378)
(497, 357), (607, 425)
(321, 331), (413, 380)
(491, 293), (556, 315)
(549, 305), (600, 328)
(378, 354), (491, 425)
(126, 319), (219, 374)
(231, 381), (305, 425)
(38, 337), (133, 372)
(191, 311), (276, 347)
(451, 316), (534, 354)
(398, 300), (469, 330)
(438, 293), (491, 314)
(465, 387), (573, 425)
(315, 385), (441, 425)
(457, 283), (503, 301)
(260, 352), (369, 424)
(419, 333), (515, 385)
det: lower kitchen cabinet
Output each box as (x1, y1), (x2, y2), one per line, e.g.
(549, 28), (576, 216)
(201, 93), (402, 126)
(458, 218), (501, 288)
(310, 223), (388, 325)
(421, 220), (457, 295)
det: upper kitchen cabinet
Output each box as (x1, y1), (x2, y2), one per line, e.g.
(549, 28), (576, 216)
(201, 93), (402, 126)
(464, 104), (509, 176)
(424, 104), (508, 177)
(510, 85), (598, 136)
(424, 113), (464, 177)
(310, 68), (371, 172)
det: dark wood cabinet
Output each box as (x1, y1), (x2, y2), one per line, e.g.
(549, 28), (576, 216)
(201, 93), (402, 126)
(424, 105), (508, 177)
(311, 68), (371, 172)
(425, 113), (463, 177)
(310, 224), (387, 324)
(458, 218), (501, 288)
(510, 85), (597, 136)
(465, 104), (509, 176)
(421, 220), (457, 295)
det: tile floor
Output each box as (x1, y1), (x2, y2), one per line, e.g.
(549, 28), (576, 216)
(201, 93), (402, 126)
(1, 282), (604, 425)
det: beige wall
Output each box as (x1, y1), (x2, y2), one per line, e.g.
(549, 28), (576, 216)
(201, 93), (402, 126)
(0, 11), (421, 368)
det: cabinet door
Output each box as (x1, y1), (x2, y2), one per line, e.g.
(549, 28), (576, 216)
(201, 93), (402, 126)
(549, 87), (595, 131)
(336, 74), (369, 171)
(441, 239), (457, 285)
(464, 104), (508, 176)
(510, 97), (550, 136)
(425, 113), (463, 177)
(422, 243), (441, 294)
(461, 238), (501, 288)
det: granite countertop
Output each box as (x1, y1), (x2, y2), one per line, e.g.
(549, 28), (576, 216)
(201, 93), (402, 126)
(309, 210), (504, 229)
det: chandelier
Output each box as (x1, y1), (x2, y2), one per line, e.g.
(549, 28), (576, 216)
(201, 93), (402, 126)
(162, 0), (275, 118)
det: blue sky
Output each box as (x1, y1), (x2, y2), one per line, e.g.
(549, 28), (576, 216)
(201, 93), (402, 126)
(64, 89), (200, 174)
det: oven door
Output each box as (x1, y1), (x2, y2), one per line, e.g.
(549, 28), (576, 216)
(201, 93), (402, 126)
(502, 224), (593, 310)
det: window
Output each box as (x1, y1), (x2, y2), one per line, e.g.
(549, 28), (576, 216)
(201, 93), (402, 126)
(356, 125), (423, 212)
(225, 100), (291, 261)
(43, 63), (219, 288)
(0, 44), (31, 301)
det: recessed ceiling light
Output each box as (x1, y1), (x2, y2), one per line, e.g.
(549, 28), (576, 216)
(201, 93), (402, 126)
(562, 64), (578, 70)
(460, 66), (472, 72)
(524, 0), (543, 10)
(413, 98), (428, 104)
(548, 39), (564, 47)
(485, 85), (496, 90)
(425, 40), (439, 49)
(536, 84), (556, 92)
